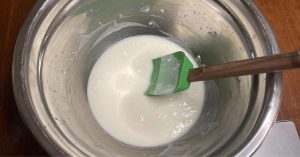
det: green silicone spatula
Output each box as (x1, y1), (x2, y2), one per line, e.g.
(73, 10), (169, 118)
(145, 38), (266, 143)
(145, 50), (300, 96)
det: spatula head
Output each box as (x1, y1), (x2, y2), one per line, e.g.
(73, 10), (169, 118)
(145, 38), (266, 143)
(145, 51), (193, 96)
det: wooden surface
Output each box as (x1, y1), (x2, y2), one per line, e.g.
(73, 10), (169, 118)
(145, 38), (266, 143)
(254, 0), (300, 134)
(0, 0), (299, 156)
(0, 0), (48, 156)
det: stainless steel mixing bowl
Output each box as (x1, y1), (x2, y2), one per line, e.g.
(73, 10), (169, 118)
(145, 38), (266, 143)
(13, 0), (281, 156)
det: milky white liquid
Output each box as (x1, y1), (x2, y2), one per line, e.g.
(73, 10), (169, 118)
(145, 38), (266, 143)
(87, 35), (205, 147)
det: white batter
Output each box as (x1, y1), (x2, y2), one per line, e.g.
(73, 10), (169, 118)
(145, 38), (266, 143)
(87, 35), (205, 147)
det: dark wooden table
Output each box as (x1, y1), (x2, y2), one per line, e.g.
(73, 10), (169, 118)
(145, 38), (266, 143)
(0, 0), (299, 156)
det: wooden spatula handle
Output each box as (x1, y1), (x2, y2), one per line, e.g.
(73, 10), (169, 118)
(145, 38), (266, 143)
(188, 50), (300, 82)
